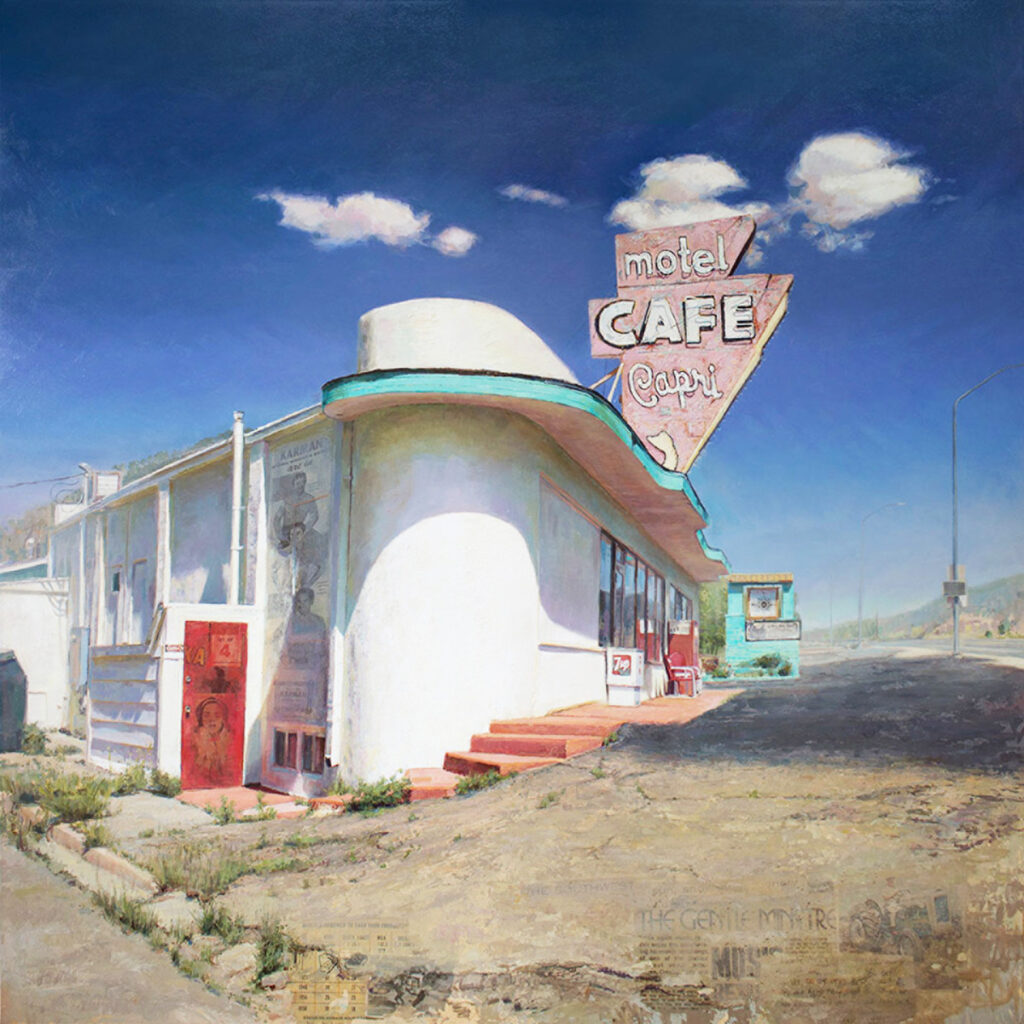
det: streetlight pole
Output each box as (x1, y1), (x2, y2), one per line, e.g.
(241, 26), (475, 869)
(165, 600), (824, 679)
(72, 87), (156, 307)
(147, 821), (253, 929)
(858, 502), (905, 647)
(951, 363), (1024, 656)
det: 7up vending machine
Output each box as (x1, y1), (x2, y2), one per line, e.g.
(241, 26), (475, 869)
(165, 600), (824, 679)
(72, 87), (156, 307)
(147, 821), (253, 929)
(606, 648), (644, 706)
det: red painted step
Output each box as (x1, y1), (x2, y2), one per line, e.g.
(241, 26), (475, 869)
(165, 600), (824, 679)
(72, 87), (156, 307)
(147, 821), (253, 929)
(469, 732), (604, 758)
(405, 767), (461, 801)
(443, 751), (560, 777)
(489, 717), (618, 738)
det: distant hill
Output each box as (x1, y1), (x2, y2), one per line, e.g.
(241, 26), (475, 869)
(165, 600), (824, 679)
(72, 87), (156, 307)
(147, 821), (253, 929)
(806, 573), (1024, 642)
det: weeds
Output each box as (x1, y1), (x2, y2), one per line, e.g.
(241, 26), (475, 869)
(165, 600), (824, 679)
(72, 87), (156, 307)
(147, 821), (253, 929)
(537, 790), (562, 809)
(92, 889), (157, 936)
(76, 820), (115, 850)
(1, 806), (37, 851)
(284, 833), (318, 849)
(251, 793), (277, 821)
(602, 730), (620, 747)
(112, 762), (148, 796)
(0, 770), (44, 805)
(251, 855), (302, 876)
(205, 796), (236, 826)
(147, 768), (182, 797)
(143, 842), (249, 898)
(198, 902), (246, 945)
(36, 771), (112, 823)
(590, 765), (606, 779)
(255, 918), (289, 980)
(20, 723), (48, 755)
(454, 769), (503, 796)
(328, 773), (410, 811)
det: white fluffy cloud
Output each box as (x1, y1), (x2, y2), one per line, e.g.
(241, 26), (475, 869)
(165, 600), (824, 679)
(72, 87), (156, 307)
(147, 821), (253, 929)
(609, 155), (774, 231)
(610, 134), (930, 257)
(609, 155), (780, 265)
(499, 183), (568, 208)
(432, 226), (478, 257)
(258, 189), (477, 257)
(788, 132), (929, 249)
(258, 190), (430, 248)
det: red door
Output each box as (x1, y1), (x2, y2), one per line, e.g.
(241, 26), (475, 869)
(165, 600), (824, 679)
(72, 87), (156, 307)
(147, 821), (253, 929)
(181, 621), (246, 790)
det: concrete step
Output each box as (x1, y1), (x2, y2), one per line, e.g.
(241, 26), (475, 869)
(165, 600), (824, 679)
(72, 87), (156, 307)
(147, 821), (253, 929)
(405, 767), (460, 801)
(489, 717), (618, 738)
(469, 732), (604, 758)
(443, 751), (561, 777)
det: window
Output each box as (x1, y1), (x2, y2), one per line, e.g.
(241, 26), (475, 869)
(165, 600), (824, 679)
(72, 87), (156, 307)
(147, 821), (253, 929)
(106, 565), (123, 645)
(301, 734), (326, 774)
(746, 585), (781, 620)
(275, 728), (325, 774)
(129, 559), (151, 644)
(669, 585), (693, 622)
(599, 531), (665, 662)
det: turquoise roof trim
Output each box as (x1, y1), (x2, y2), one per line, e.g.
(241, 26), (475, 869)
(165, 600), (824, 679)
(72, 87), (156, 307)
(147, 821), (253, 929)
(322, 368), (729, 571)
(0, 560), (48, 583)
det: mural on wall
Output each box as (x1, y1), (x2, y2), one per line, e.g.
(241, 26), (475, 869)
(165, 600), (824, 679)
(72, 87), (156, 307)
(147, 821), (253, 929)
(265, 432), (333, 733)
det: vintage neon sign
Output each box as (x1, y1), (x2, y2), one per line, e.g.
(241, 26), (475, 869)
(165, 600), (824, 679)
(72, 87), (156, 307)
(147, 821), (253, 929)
(590, 216), (792, 472)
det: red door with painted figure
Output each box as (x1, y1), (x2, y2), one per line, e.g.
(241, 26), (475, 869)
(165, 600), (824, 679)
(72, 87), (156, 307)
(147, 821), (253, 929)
(181, 621), (246, 790)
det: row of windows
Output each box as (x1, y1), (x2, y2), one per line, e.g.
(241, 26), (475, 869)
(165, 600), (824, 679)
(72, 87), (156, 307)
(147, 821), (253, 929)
(273, 729), (326, 775)
(598, 532), (693, 661)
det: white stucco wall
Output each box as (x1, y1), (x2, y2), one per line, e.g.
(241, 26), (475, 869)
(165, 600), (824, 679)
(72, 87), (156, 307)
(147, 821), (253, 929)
(169, 461), (232, 604)
(339, 402), (701, 781)
(0, 579), (70, 729)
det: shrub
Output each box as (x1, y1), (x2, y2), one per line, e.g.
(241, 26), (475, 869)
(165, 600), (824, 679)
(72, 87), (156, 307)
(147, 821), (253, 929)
(0, 769), (45, 805)
(143, 841), (249, 898)
(198, 902), (246, 945)
(255, 918), (289, 980)
(711, 664), (731, 680)
(112, 762), (148, 796)
(93, 889), (157, 936)
(147, 768), (182, 797)
(329, 774), (410, 811)
(753, 653), (782, 670)
(20, 723), (48, 755)
(37, 771), (112, 823)
(454, 769), (503, 796)
(778, 661), (792, 677)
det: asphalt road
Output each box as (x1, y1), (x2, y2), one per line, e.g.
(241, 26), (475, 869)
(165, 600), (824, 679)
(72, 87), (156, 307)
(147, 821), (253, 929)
(0, 843), (258, 1024)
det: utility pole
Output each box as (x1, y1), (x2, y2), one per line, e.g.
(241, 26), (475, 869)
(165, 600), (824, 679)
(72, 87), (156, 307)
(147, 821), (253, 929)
(951, 363), (1023, 655)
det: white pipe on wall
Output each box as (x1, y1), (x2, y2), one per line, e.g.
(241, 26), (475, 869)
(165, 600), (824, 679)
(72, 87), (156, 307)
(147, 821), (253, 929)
(229, 410), (245, 605)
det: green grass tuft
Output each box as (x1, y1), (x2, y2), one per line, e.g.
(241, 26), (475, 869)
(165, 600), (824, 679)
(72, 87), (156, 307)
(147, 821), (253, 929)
(92, 889), (157, 936)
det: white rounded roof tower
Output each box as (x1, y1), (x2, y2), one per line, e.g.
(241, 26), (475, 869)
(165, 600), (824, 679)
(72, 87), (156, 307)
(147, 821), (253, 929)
(357, 298), (578, 383)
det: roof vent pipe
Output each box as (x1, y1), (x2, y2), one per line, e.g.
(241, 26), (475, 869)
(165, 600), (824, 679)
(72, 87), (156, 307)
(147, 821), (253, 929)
(229, 411), (245, 605)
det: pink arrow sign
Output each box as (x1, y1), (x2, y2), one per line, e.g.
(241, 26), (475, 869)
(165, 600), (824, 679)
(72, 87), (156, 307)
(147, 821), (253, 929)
(589, 274), (793, 472)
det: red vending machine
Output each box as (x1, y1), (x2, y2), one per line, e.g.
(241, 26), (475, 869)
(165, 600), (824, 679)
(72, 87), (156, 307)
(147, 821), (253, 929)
(664, 620), (703, 697)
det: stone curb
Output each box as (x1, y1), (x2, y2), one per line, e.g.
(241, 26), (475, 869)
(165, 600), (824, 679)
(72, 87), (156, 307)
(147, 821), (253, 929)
(49, 822), (86, 856)
(83, 846), (159, 894)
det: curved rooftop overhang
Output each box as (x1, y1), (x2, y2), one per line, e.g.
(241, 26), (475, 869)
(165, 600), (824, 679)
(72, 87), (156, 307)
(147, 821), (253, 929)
(322, 368), (729, 582)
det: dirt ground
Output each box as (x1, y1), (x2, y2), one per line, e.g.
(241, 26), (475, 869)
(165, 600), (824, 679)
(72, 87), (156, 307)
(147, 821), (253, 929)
(104, 652), (1023, 1024)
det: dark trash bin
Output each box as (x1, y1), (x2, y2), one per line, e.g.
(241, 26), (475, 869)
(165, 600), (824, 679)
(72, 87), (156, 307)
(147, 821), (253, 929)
(0, 650), (28, 752)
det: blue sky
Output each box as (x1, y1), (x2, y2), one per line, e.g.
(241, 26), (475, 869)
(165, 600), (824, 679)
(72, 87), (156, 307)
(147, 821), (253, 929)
(2, 0), (1021, 628)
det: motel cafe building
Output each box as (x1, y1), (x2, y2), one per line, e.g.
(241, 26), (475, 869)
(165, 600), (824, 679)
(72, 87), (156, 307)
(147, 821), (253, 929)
(22, 298), (728, 795)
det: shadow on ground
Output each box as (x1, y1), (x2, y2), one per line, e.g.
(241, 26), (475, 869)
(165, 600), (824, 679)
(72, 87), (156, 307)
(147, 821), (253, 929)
(623, 656), (1024, 772)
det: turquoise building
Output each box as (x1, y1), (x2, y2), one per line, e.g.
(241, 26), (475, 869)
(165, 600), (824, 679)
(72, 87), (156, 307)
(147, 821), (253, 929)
(724, 573), (800, 678)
